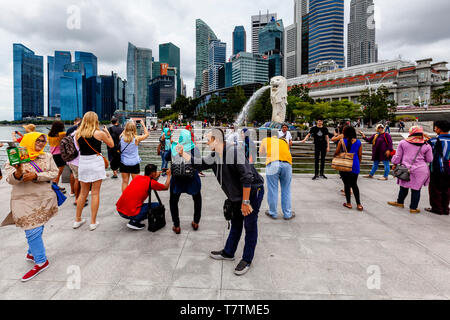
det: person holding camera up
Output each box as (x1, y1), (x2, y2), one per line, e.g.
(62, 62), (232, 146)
(175, 128), (265, 276)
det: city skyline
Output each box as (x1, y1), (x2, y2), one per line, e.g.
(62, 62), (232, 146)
(1, 0), (450, 120)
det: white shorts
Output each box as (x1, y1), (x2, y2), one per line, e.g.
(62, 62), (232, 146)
(78, 155), (106, 183)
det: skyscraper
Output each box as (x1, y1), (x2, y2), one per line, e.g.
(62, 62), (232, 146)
(251, 12), (277, 54)
(233, 26), (246, 55)
(159, 42), (181, 96)
(231, 52), (269, 86)
(13, 44), (44, 121)
(127, 42), (152, 111)
(195, 19), (217, 97)
(308, 0), (345, 74)
(259, 19), (284, 79)
(48, 51), (71, 117)
(208, 39), (226, 92)
(60, 62), (85, 121)
(148, 75), (176, 113)
(75, 51), (98, 78)
(348, 0), (378, 67)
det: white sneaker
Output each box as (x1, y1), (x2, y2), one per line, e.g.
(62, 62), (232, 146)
(89, 222), (100, 231)
(73, 219), (86, 229)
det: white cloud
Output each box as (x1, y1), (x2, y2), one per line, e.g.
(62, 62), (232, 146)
(0, 0), (449, 120)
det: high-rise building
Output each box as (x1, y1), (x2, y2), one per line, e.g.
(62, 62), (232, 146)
(60, 62), (85, 121)
(75, 51), (97, 78)
(159, 43), (181, 96)
(284, 0), (309, 78)
(231, 52), (269, 86)
(13, 44), (44, 121)
(308, 0), (345, 74)
(152, 59), (161, 79)
(251, 12), (277, 54)
(348, 0), (378, 67)
(233, 26), (246, 55)
(208, 39), (226, 92)
(301, 13), (310, 75)
(148, 75), (176, 113)
(201, 70), (209, 96)
(225, 61), (233, 88)
(48, 51), (71, 117)
(195, 19), (218, 97)
(127, 42), (152, 111)
(259, 19), (284, 79)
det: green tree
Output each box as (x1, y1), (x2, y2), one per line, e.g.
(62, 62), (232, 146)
(432, 82), (450, 105)
(249, 89), (272, 124)
(225, 86), (247, 121)
(327, 100), (362, 123)
(288, 85), (315, 103)
(359, 86), (397, 126)
(171, 95), (196, 120)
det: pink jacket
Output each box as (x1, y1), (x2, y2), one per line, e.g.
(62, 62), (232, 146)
(392, 140), (433, 191)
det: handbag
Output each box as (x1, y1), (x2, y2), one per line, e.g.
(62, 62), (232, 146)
(331, 140), (354, 172)
(392, 145), (423, 182)
(147, 180), (166, 232)
(223, 199), (235, 230)
(29, 160), (67, 207)
(83, 137), (109, 169)
(171, 155), (195, 178)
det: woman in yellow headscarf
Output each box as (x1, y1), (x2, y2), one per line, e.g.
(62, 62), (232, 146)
(1, 132), (59, 282)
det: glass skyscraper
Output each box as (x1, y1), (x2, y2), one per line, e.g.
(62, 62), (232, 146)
(159, 43), (181, 96)
(308, 0), (344, 74)
(231, 52), (269, 86)
(233, 26), (246, 55)
(127, 42), (152, 111)
(148, 75), (176, 113)
(75, 51), (98, 78)
(60, 62), (85, 121)
(48, 51), (71, 117)
(195, 19), (217, 97)
(208, 39), (226, 92)
(259, 19), (284, 79)
(13, 44), (44, 121)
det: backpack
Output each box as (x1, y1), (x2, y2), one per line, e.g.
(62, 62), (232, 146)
(60, 135), (79, 163)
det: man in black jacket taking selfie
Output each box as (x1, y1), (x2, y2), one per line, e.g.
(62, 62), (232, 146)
(175, 128), (265, 276)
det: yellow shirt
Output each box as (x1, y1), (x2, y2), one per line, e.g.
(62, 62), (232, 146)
(48, 132), (66, 148)
(260, 137), (293, 166)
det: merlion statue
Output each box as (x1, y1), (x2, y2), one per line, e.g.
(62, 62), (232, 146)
(270, 76), (288, 124)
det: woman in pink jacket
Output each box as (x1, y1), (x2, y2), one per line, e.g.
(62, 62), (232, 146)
(388, 126), (433, 214)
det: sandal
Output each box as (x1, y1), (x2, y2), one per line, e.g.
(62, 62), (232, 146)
(343, 203), (353, 209)
(357, 205), (364, 212)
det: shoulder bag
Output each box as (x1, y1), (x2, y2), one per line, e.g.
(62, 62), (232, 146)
(83, 137), (109, 169)
(29, 160), (67, 207)
(392, 145), (423, 182)
(147, 180), (166, 232)
(331, 140), (354, 172)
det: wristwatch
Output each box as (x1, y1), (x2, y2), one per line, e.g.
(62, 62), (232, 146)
(242, 200), (251, 206)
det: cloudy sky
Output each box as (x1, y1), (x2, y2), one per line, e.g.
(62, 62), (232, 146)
(0, 0), (449, 120)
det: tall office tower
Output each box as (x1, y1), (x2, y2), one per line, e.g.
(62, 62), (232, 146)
(259, 19), (284, 79)
(308, 0), (345, 74)
(233, 26), (246, 55)
(231, 52), (269, 86)
(148, 75), (176, 113)
(208, 39), (226, 92)
(75, 51), (98, 78)
(348, 0), (378, 67)
(60, 62), (85, 121)
(251, 11), (277, 54)
(284, 0), (309, 78)
(301, 13), (310, 75)
(195, 19), (217, 98)
(126, 42), (152, 111)
(48, 51), (71, 117)
(13, 44), (44, 121)
(159, 42), (181, 96)
(201, 70), (209, 96)
(152, 60), (161, 79)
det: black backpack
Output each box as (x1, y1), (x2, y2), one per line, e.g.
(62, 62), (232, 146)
(60, 135), (79, 163)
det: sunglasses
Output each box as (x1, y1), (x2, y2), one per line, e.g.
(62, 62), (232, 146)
(36, 139), (46, 144)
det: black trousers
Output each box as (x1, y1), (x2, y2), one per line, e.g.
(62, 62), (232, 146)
(429, 173), (450, 215)
(314, 144), (327, 176)
(398, 187), (421, 210)
(170, 191), (202, 228)
(340, 172), (361, 205)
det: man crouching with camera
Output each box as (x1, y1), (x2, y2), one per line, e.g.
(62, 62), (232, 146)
(175, 128), (264, 276)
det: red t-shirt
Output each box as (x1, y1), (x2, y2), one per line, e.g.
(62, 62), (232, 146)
(116, 175), (165, 217)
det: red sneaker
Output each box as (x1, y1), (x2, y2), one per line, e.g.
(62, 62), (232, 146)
(21, 261), (49, 282)
(26, 254), (34, 263)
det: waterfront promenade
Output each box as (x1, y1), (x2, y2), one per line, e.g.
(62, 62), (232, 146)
(0, 174), (449, 300)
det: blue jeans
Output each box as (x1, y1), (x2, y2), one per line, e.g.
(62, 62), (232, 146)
(266, 161), (293, 218)
(25, 226), (47, 265)
(161, 150), (170, 170)
(224, 187), (265, 264)
(119, 203), (159, 224)
(370, 160), (391, 178)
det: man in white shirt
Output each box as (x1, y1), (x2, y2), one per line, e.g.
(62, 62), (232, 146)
(278, 124), (293, 148)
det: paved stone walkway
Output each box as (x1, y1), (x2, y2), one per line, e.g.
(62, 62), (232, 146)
(0, 174), (449, 300)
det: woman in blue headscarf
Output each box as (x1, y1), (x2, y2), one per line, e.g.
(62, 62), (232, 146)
(160, 127), (172, 175)
(169, 129), (202, 235)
